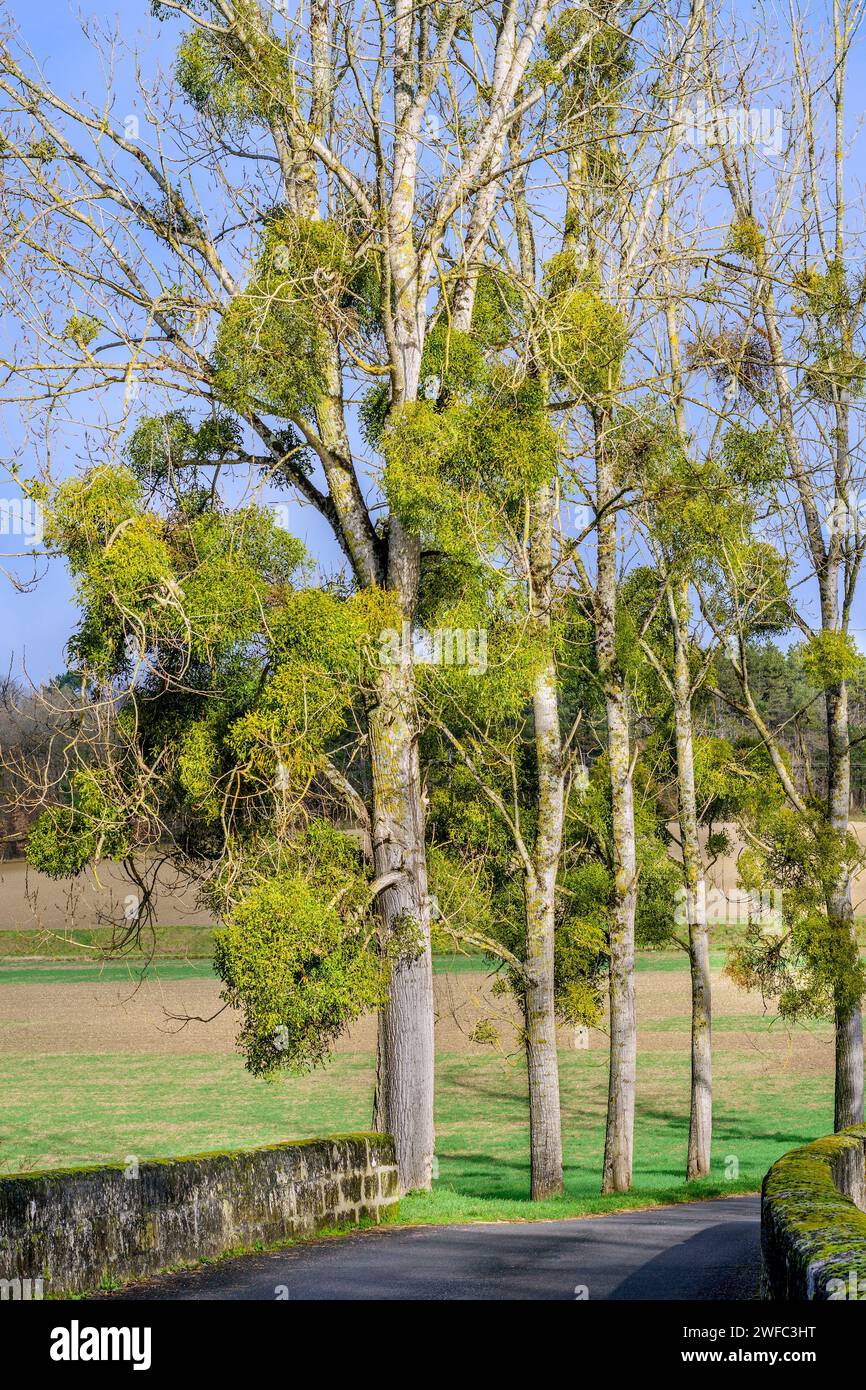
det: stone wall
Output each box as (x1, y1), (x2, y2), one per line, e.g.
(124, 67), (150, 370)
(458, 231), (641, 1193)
(0, 1133), (398, 1297)
(761, 1124), (866, 1300)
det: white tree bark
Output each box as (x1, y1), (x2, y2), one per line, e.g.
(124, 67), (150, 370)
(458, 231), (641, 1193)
(369, 610), (435, 1193)
(525, 481), (565, 1199)
(670, 579), (712, 1179)
(596, 408), (637, 1195)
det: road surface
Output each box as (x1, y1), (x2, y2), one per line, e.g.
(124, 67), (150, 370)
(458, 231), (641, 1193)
(111, 1195), (761, 1301)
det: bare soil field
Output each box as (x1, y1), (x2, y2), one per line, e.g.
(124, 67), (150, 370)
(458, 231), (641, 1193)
(0, 963), (835, 1076)
(0, 858), (212, 933)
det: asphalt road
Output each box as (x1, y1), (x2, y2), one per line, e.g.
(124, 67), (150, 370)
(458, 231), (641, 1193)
(111, 1195), (761, 1301)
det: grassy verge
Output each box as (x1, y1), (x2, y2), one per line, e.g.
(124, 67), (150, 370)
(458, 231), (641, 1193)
(0, 1048), (831, 1225)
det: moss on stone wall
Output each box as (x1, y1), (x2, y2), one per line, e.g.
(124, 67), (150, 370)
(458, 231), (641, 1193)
(762, 1124), (866, 1299)
(0, 1133), (399, 1298)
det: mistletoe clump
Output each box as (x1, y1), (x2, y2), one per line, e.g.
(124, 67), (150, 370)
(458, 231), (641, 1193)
(802, 346), (866, 403)
(214, 822), (386, 1073)
(539, 249), (628, 396)
(797, 631), (866, 689)
(720, 423), (786, 489)
(728, 806), (866, 1022)
(175, 15), (295, 134)
(214, 214), (379, 418)
(27, 770), (131, 878)
(126, 411), (244, 489)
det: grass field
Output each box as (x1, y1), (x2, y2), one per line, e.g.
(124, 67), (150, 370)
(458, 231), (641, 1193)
(0, 951), (738, 986)
(0, 1047), (830, 1222)
(0, 931), (730, 970)
(0, 925), (839, 1223)
(2, 915), (862, 962)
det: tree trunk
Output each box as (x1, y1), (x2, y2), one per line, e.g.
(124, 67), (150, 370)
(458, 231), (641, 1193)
(595, 408), (637, 1195)
(835, 1000), (864, 1129)
(827, 680), (864, 1128)
(524, 881), (564, 1199)
(601, 687), (637, 1194)
(368, 651), (435, 1192)
(372, 26), (435, 1182)
(368, 520), (435, 1192)
(687, 921), (712, 1178)
(670, 579), (712, 1180)
(524, 480), (565, 1199)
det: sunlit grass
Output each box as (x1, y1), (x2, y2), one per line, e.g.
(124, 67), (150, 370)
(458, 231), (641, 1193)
(0, 1046), (832, 1224)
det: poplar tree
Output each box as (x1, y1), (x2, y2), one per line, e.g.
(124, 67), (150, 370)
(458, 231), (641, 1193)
(0, 0), (624, 1190)
(698, 0), (866, 1125)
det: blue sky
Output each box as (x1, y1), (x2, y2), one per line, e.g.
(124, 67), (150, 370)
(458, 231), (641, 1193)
(1, 0), (158, 684)
(0, 0), (346, 682)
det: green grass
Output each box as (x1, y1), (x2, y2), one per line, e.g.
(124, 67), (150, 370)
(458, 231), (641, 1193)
(432, 952), (492, 975)
(0, 956), (497, 985)
(2, 916), (863, 963)
(644, 1012), (834, 1035)
(0, 929), (841, 1226)
(403, 1049), (831, 1222)
(0, 1048), (833, 1224)
(0, 950), (725, 986)
(634, 950), (728, 972)
(0, 959), (217, 986)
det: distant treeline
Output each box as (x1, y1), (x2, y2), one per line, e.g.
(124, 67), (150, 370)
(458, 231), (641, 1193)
(708, 645), (866, 811)
(0, 675), (86, 859)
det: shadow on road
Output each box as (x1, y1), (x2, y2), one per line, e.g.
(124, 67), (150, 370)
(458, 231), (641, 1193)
(608, 1218), (761, 1300)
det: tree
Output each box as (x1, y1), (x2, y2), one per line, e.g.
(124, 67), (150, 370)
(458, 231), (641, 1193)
(633, 410), (773, 1179)
(0, 0), (625, 1190)
(560, 0), (701, 1192)
(697, 0), (866, 1126)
